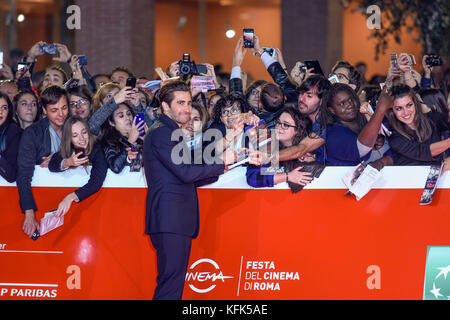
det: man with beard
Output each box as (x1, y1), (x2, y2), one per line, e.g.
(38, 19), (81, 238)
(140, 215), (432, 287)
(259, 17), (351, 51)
(282, 75), (332, 163)
(143, 80), (237, 300)
(247, 34), (332, 163)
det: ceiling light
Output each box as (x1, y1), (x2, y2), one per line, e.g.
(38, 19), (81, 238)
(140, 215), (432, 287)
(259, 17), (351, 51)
(225, 28), (236, 38)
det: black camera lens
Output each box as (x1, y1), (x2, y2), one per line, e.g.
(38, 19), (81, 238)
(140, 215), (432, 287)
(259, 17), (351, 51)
(180, 64), (191, 75)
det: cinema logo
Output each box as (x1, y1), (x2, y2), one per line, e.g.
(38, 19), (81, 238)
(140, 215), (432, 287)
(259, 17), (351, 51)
(243, 260), (300, 291)
(185, 258), (233, 293)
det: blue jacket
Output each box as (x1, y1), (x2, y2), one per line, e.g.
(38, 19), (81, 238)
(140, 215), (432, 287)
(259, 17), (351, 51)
(143, 114), (225, 238)
(325, 123), (371, 166)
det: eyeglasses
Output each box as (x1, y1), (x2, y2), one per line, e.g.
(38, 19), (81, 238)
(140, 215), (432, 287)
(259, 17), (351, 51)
(250, 89), (260, 96)
(69, 99), (89, 108)
(275, 119), (297, 130)
(221, 107), (240, 117)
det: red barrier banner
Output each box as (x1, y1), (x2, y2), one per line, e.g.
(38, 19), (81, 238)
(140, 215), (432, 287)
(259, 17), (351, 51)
(0, 166), (449, 300)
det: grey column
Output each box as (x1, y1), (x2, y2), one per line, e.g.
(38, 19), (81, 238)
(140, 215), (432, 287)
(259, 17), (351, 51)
(281, 0), (342, 75)
(73, 0), (154, 78)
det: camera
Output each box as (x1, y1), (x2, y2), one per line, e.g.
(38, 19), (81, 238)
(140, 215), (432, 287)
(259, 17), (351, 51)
(425, 55), (442, 67)
(178, 53), (207, 76)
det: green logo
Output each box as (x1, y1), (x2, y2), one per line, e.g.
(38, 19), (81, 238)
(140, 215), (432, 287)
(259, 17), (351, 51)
(423, 246), (450, 300)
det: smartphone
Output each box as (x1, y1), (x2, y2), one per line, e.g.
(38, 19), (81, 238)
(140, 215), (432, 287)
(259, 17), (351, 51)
(126, 77), (137, 88)
(32, 229), (40, 241)
(135, 112), (145, 137)
(390, 53), (398, 68)
(17, 62), (27, 72)
(262, 47), (275, 57)
(243, 28), (254, 48)
(78, 55), (88, 66)
(74, 147), (85, 158)
(304, 60), (324, 76)
(408, 54), (416, 66)
(40, 44), (57, 55)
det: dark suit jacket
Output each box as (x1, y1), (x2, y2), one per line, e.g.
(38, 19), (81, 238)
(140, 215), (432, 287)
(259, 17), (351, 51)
(16, 117), (53, 212)
(143, 114), (225, 238)
(0, 121), (22, 183)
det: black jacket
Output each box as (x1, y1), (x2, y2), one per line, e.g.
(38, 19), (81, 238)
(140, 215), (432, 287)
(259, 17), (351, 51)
(48, 143), (107, 201)
(266, 61), (299, 104)
(17, 118), (54, 212)
(103, 137), (143, 174)
(144, 114), (225, 238)
(0, 122), (23, 183)
(387, 111), (450, 165)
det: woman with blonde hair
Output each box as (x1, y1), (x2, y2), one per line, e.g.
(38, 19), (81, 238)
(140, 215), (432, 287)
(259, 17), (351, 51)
(92, 82), (121, 112)
(88, 82), (138, 136)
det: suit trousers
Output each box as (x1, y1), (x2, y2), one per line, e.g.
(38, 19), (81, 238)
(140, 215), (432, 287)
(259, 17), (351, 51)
(150, 232), (192, 300)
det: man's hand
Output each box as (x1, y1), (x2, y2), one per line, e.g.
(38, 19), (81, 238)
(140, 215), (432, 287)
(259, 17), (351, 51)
(222, 147), (237, 166)
(248, 149), (272, 166)
(40, 154), (53, 168)
(23, 210), (39, 238)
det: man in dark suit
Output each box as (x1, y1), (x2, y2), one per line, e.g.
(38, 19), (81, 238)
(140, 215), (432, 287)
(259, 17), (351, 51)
(143, 80), (235, 300)
(17, 86), (69, 238)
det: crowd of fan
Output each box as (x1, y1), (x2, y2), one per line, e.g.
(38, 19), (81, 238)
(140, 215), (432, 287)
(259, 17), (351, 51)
(0, 34), (449, 238)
